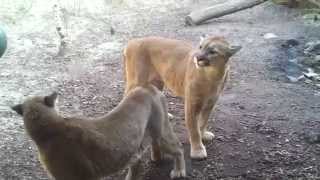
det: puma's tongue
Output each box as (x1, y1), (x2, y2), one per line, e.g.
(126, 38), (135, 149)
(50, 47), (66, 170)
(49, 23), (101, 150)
(198, 60), (209, 66)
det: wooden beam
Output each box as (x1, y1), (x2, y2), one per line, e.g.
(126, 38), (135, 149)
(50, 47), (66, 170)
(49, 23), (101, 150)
(185, 0), (268, 26)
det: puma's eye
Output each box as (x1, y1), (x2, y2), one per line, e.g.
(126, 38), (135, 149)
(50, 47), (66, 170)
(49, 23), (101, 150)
(209, 49), (216, 54)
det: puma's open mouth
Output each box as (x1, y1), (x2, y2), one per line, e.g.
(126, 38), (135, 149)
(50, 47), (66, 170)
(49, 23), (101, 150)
(193, 57), (210, 68)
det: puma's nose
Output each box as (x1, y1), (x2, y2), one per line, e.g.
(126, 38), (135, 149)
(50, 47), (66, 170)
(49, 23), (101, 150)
(196, 54), (206, 61)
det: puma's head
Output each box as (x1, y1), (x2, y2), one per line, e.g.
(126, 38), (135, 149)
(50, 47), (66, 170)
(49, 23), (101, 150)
(11, 92), (58, 116)
(194, 35), (241, 67)
(11, 92), (59, 141)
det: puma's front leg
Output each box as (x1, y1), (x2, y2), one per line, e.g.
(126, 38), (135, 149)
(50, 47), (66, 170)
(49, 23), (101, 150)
(185, 97), (207, 159)
(199, 98), (216, 142)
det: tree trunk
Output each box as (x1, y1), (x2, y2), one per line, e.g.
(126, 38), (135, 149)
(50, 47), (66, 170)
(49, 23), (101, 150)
(186, 0), (268, 26)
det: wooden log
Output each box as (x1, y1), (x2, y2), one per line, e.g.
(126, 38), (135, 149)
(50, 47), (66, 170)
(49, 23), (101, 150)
(185, 0), (268, 26)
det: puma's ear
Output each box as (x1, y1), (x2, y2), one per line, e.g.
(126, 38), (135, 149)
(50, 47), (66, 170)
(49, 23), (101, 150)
(227, 45), (242, 57)
(44, 92), (58, 107)
(199, 34), (207, 44)
(11, 104), (23, 115)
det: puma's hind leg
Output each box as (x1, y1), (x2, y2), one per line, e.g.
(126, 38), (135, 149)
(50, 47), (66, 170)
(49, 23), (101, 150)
(159, 95), (186, 179)
(158, 122), (186, 179)
(125, 160), (144, 180)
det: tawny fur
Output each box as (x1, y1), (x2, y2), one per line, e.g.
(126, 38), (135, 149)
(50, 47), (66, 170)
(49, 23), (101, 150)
(11, 85), (186, 180)
(123, 36), (241, 159)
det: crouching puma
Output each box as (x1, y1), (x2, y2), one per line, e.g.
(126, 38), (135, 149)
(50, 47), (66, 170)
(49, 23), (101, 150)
(11, 85), (186, 180)
(123, 36), (241, 159)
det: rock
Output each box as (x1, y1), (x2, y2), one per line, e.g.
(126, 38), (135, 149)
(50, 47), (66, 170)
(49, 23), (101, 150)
(216, 136), (225, 141)
(281, 61), (305, 81)
(302, 56), (320, 68)
(263, 33), (278, 39)
(303, 13), (320, 26)
(304, 41), (320, 55)
(304, 132), (320, 144)
(303, 68), (320, 80)
(281, 39), (300, 48)
(304, 79), (313, 84)
(286, 75), (304, 82)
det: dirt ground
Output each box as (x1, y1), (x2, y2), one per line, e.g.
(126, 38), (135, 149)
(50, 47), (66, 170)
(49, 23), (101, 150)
(1, 0), (320, 179)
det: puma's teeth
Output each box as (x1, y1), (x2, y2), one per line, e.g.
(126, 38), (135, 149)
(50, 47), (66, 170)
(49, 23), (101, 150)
(193, 57), (199, 69)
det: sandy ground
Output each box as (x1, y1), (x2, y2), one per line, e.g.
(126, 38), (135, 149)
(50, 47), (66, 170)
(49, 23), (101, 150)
(0, 0), (320, 179)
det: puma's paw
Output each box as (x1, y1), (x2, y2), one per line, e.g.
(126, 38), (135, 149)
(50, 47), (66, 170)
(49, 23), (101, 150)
(170, 169), (186, 179)
(190, 144), (207, 160)
(202, 131), (215, 141)
(151, 150), (162, 162)
(151, 154), (161, 162)
(125, 171), (132, 180)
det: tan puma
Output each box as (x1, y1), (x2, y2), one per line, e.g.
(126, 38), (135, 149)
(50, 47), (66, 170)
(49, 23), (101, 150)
(123, 36), (241, 159)
(11, 85), (186, 180)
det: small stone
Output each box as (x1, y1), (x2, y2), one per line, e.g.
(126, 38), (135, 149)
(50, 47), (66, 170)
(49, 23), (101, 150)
(216, 136), (225, 141)
(110, 26), (115, 35)
(263, 33), (278, 39)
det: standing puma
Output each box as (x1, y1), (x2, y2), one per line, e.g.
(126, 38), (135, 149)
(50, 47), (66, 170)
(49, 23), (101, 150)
(11, 85), (186, 180)
(123, 36), (241, 159)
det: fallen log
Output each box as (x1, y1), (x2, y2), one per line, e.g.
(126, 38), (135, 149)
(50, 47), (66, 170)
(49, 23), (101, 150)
(185, 0), (268, 26)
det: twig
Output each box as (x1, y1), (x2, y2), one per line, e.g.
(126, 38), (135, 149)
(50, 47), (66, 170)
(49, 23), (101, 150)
(53, 1), (68, 56)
